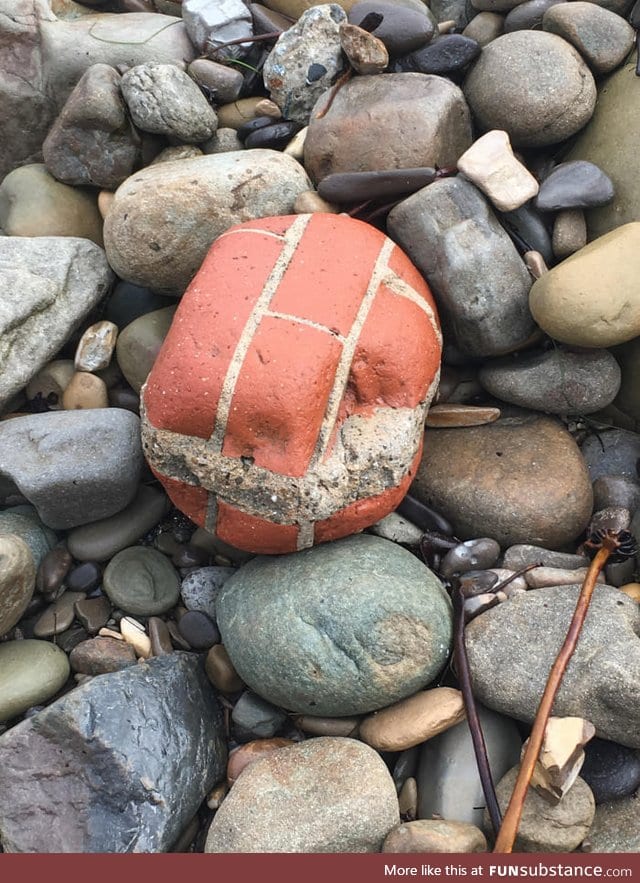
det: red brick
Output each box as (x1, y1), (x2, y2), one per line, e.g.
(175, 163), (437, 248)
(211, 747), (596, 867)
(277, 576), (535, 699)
(215, 501), (300, 554)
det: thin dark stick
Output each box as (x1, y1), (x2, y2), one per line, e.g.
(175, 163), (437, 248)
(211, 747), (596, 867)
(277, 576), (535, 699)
(493, 537), (619, 853)
(315, 69), (353, 119)
(453, 585), (502, 837)
(492, 563), (541, 594)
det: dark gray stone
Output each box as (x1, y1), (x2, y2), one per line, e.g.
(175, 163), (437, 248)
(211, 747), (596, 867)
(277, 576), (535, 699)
(105, 282), (173, 330)
(217, 534), (453, 716)
(0, 653), (226, 853)
(0, 409), (143, 530)
(479, 348), (621, 416)
(581, 428), (640, 481)
(499, 203), (553, 266)
(593, 475), (640, 513)
(465, 585), (640, 748)
(178, 610), (220, 649)
(542, 2), (635, 75)
(231, 690), (288, 739)
(504, 0), (565, 31)
(588, 790), (640, 852)
(103, 547), (180, 616)
(396, 35), (481, 76)
(43, 64), (141, 189)
(440, 538), (501, 578)
(348, 1), (436, 56)
(502, 544), (588, 570)
(417, 705), (521, 827)
(582, 736), (640, 801)
(536, 161), (615, 212)
(318, 168), (437, 204)
(388, 177), (534, 357)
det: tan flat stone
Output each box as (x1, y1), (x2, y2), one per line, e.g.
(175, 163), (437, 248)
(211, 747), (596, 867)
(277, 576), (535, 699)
(529, 716), (595, 804)
(457, 130), (539, 212)
(620, 583), (640, 602)
(359, 687), (465, 751)
(426, 403), (501, 427)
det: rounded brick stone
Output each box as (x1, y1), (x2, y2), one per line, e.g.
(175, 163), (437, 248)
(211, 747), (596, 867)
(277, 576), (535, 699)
(141, 213), (442, 554)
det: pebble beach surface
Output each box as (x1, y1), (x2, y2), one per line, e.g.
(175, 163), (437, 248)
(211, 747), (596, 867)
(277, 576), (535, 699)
(2, 0), (640, 855)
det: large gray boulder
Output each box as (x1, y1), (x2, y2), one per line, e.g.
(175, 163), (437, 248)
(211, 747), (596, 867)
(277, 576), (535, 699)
(217, 533), (453, 716)
(0, 654), (226, 853)
(0, 236), (113, 411)
(465, 585), (640, 748)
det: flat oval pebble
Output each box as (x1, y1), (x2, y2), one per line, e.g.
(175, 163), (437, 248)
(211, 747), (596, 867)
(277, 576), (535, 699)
(479, 348), (621, 415)
(33, 590), (86, 638)
(148, 616), (174, 657)
(491, 766), (595, 852)
(463, 31), (596, 147)
(0, 534), (36, 636)
(292, 714), (360, 737)
(542, 2), (635, 75)
(383, 819), (487, 853)
(0, 639), (70, 722)
(231, 691), (287, 740)
(580, 738), (640, 803)
(504, 0), (564, 31)
(359, 687), (465, 751)
(205, 737), (399, 852)
(103, 547), (180, 616)
(177, 610), (220, 650)
(397, 35), (481, 76)
(536, 160), (614, 212)
(317, 168), (437, 204)
(216, 534), (452, 716)
(530, 224), (640, 347)
(74, 596), (111, 635)
(66, 561), (101, 593)
(440, 539), (501, 578)
(348, 1), (436, 56)
(412, 415), (593, 548)
(205, 644), (244, 693)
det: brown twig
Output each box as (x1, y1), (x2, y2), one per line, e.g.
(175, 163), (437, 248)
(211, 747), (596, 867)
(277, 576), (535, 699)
(315, 68), (353, 119)
(492, 531), (625, 853)
(452, 584), (502, 836)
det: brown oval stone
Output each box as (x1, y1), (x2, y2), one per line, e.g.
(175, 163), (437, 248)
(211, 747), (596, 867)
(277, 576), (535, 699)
(227, 738), (295, 785)
(36, 546), (72, 595)
(382, 819), (487, 853)
(33, 590), (86, 638)
(412, 415), (593, 548)
(205, 644), (244, 693)
(359, 687), (466, 751)
(62, 372), (109, 409)
(69, 636), (137, 674)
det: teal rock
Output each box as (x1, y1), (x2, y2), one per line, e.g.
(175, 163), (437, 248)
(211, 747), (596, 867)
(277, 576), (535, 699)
(0, 639), (70, 722)
(217, 534), (453, 716)
(0, 506), (56, 567)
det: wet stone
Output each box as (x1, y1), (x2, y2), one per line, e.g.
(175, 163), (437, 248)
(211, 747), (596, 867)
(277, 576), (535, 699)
(317, 168), (437, 204)
(499, 202), (554, 266)
(552, 209), (587, 260)
(205, 644), (244, 692)
(148, 616), (174, 657)
(74, 596), (111, 635)
(293, 714), (360, 737)
(398, 777), (418, 820)
(188, 58), (244, 105)
(33, 590), (86, 638)
(348, 1), (436, 56)
(462, 11), (504, 46)
(503, 544), (588, 571)
(74, 321), (118, 374)
(103, 547), (180, 617)
(536, 161), (614, 212)
(66, 562), (101, 594)
(339, 23), (389, 75)
(359, 687), (466, 751)
(232, 691), (288, 742)
(440, 539), (501, 578)
(178, 610), (220, 650)
(395, 34), (481, 76)
(69, 636), (137, 674)
(581, 429), (640, 481)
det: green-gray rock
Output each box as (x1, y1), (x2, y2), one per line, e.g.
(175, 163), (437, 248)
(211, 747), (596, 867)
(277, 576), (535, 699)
(587, 790), (640, 852)
(0, 535), (36, 636)
(115, 306), (176, 393)
(568, 61), (640, 239)
(529, 223), (640, 347)
(0, 507), (56, 567)
(103, 546), (180, 616)
(0, 639), (70, 721)
(216, 534), (453, 716)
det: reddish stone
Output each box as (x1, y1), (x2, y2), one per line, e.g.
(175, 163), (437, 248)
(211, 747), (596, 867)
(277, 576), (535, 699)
(141, 213), (441, 554)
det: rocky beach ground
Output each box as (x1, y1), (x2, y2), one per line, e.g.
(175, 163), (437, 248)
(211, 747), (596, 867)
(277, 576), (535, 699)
(2, 0), (640, 855)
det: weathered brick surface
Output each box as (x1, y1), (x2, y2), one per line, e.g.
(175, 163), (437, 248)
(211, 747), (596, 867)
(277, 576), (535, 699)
(142, 213), (441, 553)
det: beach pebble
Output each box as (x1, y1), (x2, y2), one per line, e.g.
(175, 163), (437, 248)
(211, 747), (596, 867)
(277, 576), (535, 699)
(74, 595), (111, 634)
(178, 610), (220, 650)
(227, 738), (295, 785)
(148, 617), (174, 657)
(0, 654), (226, 852)
(216, 534), (452, 716)
(25, 360), (74, 411)
(263, 5), (347, 123)
(588, 790), (640, 852)
(537, 161), (614, 212)
(34, 590), (85, 637)
(66, 485), (168, 562)
(418, 705), (522, 826)
(74, 321), (118, 373)
(104, 547), (180, 616)
(115, 306), (176, 392)
(463, 31), (596, 147)
(348, 1), (436, 55)
(388, 177), (534, 357)
(369, 512), (423, 546)
(42, 64), (140, 189)
(491, 766), (595, 852)
(339, 23), (389, 74)
(530, 224), (640, 347)
(0, 236), (113, 411)
(103, 151), (311, 294)
(542, 2), (635, 75)
(383, 819), (487, 853)
(0, 535), (36, 636)
(180, 566), (235, 619)
(188, 59), (244, 105)
(62, 372), (109, 410)
(304, 73), (472, 182)
(182, 0), (254, 59)
(503, 544), (588, 571)
(463, 11), (504, 45)
(121, 63), (218, 143)
(581, 738), (640, 803)
(0, 409), (142, 529)
(359, 687), (466, 751)
(465, 585), (640, 748)
(231, 691), (288, 739)
(412, 415), (593, 548)
(504, 0), (563, 31)
(440, 539), (501, 578)
(36, 546), (72, 596)
(552, 209), (587, 259)
(0, 639), (70, 722)
(457, 130), (539, 212)
(119, 616), (152, 659)
(69, 636), (137, 674)
(205, 644), (244, 692)
(478, 348), (621, 416)
(205, 737), (399, 852)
